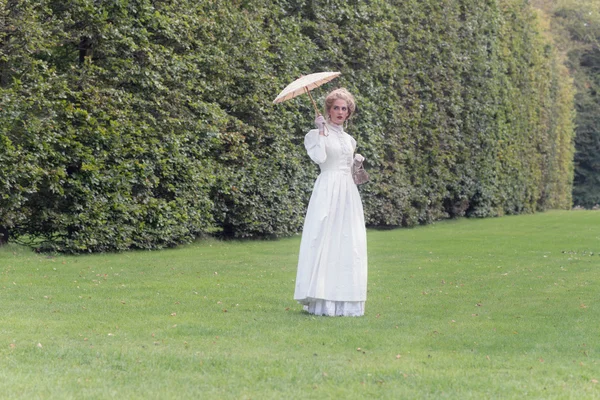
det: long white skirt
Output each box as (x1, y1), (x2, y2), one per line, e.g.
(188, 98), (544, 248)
(294, 170), (368, 317)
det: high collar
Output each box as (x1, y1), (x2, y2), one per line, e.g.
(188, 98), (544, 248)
(327, 122), (344, 134)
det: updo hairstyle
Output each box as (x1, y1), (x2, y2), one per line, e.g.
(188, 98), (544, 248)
(324, 88), (356, 119)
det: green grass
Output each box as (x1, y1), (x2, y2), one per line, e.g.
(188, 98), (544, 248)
(1, 210), (599, 399)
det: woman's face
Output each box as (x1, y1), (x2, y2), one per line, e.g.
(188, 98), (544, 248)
(328, 99), (349, 126)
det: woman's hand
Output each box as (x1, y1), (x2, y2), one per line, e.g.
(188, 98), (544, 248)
(315, 115), (326, 133)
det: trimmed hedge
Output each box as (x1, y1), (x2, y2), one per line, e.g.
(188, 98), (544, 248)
(0, 0), (575, 252)
(552, 1), (600, 208)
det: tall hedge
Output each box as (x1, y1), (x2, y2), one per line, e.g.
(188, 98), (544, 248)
(552, 1), (600, 208)
(0, 0), (575, 252)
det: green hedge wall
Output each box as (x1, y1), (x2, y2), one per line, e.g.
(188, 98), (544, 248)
(552, 2), (600, 208)
(0, 0), (575, 252)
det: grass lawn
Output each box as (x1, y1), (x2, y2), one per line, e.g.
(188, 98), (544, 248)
(1, 210), (599, 399)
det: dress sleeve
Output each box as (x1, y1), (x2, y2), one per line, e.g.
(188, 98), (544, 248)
(350, 136), (357, 152)
(304, 129), (327, 164)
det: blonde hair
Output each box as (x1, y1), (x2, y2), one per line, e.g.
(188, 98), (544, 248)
(324, 88), (356, 119)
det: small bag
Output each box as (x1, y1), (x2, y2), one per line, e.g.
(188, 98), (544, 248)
(352, 155), (369, 185)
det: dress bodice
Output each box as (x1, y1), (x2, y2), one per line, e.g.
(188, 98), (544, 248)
(304, 123), (357, 174)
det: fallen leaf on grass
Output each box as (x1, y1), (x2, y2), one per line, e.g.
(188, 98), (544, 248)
(592, 379), (598, 384)
(396, 354), (401, 359)
(170, 312), (177, 316)
(37, 343), (43, 348)
(10, 343), (15, 349)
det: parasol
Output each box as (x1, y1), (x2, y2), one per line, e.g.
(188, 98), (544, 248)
(273, 71), (341, 115)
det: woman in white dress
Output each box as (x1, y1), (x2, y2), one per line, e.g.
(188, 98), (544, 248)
(294, 88), (368, 317)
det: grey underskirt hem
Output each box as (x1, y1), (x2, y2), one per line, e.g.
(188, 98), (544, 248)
(302, 299), (365, 317)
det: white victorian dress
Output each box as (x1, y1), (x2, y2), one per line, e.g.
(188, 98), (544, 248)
(294, 122), (368, 316)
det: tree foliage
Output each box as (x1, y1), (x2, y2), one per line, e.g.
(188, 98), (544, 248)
(532, 0), (600, 207)
(0, 0), (576, 252)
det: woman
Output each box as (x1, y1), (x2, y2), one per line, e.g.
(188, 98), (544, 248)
(294, 88), (368, 317)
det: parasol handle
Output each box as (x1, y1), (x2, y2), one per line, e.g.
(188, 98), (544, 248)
(305, 87), (328, 136)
